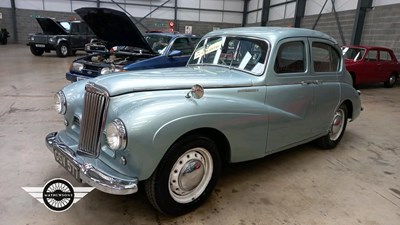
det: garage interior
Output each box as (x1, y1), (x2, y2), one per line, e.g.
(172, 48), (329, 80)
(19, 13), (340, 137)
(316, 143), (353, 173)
(0, 0), (399, 224)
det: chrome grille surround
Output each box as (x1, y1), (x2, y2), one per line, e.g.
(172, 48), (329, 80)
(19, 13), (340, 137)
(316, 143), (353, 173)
(77, 82), (109, 157)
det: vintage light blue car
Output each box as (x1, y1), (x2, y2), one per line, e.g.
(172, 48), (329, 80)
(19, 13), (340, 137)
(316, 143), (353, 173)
(46, 27), (362, 216)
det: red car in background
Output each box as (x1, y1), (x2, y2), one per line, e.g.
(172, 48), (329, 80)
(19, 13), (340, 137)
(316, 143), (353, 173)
(342, 45), (399, 88)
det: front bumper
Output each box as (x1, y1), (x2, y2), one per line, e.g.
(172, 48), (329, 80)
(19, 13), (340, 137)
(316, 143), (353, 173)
(45, 132), (138, 195)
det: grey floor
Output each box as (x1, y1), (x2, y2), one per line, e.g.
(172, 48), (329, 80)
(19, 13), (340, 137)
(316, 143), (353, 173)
(0, 44), (399, 225)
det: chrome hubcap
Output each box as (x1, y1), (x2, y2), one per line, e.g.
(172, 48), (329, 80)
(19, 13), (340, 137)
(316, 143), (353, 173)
(389, 76), (396, 85)
(61, 46), (68, 55)
(169, 147), (213, 203)
(329, 108), (345, 141)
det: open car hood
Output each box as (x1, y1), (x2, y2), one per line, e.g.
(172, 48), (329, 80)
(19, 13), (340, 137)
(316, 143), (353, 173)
(36, 18), (68, 35)
(75, 7), (154, 53)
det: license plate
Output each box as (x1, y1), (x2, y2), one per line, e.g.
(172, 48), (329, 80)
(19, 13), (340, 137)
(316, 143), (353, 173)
(35, 44), (45, 48)
(76, 76), (87, 81)
(54, 148), (80, 181)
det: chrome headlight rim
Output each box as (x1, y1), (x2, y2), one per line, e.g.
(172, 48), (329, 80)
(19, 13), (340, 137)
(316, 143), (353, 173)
(100, 66), (114, 75)
(71, 62), (84, 72)
(105, 119), (127, 151)
(54, 91), (67, 115)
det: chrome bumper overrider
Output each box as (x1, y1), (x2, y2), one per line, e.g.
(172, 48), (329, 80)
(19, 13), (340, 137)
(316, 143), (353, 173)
(45, 132), (138, 195)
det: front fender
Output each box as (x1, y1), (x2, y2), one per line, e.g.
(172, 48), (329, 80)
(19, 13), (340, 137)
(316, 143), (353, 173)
(108, 88), (269, 180)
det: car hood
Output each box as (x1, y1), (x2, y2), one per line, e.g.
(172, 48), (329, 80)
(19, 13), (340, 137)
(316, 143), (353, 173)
(91, 66), (254, 96)
(36, 18), (68, 35)
(75, 7), (154, 53)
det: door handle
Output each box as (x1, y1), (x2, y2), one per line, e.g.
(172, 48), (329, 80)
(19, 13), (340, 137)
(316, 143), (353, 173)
(301, 80), (322, 85)
(301, 80), (314, 85)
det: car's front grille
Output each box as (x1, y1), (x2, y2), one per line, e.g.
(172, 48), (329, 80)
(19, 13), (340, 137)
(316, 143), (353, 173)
(77, 83), (109, 157)
(32, 36), (48, 43)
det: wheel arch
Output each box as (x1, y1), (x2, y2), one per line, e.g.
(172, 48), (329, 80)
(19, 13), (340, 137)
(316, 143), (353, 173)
(172, 127), (231, 166)
(341, 99), (353, 119)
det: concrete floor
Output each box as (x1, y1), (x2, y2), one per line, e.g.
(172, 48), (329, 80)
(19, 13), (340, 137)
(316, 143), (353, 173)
(0, 44), (399, 225)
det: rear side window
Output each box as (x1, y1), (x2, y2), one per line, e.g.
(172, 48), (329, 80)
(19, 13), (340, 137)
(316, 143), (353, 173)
(275, 41), (305, 73)
(380, 51), (392, 61)
(312, 42), (340, 72)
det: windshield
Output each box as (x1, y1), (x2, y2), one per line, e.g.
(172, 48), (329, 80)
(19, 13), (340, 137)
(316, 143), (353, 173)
(188, 36), (268, 75)
(58, 21), (71, 31)
(144, 34), (173, 54)
(342, 47), (365, 61)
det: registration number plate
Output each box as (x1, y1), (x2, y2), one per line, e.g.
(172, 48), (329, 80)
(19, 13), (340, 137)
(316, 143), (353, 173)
(54, 148), (80, 181)
(76, 76), (87, 81)
(35, 44), (45, 48)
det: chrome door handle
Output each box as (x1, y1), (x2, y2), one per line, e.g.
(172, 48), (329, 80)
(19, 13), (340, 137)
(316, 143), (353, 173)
(301, 80), (314, 85)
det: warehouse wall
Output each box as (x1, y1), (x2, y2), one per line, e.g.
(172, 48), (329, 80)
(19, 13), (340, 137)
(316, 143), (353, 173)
(361, 4), (400, 59)
(250, 2), (400, 59)
(0, 7), (240, 44)
(1, 1), (400, 60)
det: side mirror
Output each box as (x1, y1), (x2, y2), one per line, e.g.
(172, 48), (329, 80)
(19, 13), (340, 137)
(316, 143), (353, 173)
(168, 50), (182, 57)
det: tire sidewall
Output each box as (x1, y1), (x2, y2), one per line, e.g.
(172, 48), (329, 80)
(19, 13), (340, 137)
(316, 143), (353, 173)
(151, 135), (221, 216)
(30, 45), (44, 56)
(385, 74), (397, 88)
(56, 42), (69, 57)
(317, 104), (348, 149)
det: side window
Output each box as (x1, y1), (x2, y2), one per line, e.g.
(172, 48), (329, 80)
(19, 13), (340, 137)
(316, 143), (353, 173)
(275, 41), (305, 73)
(312, 42), (340, 72)
(365, 50), (378, 62)
(380, 51), (392, 61)
(171, 38), (192, 55)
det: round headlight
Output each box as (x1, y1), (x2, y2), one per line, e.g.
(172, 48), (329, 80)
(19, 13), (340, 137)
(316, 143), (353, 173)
(105, 119), (127, 151)
(71, 62), (84, 72)
(100, 67), (114, 75)
(54, 91), (66, 114)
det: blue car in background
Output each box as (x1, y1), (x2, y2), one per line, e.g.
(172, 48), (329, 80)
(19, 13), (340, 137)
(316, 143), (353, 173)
(66, 7), (200, 82)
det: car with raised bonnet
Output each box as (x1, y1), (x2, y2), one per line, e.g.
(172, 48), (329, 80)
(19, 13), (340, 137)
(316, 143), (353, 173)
(27, 18), (95, 57)
(342, 45), (399, 87)
(66, 7), (200, 82)
(46, 27), (362, 216)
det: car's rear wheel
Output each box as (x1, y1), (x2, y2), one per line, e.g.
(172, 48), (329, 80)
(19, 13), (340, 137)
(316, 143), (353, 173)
(384, 73), (397, 88)
(56, 42), (70, 57)
(145, 135), (221, 216)
(30, 45), (44, 56)
(316, 104), (348, 149)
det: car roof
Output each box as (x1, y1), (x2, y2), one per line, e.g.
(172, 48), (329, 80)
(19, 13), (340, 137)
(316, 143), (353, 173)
(343, 45), (393, 51)
(204, 27), (338, 44)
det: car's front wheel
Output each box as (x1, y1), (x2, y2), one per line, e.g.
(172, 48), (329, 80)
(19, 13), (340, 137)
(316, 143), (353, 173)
(30, 45), (44, 56)
(56, 42), (70, 57)
(384, 73), (397, 88)
(316, 104), (348, 149)
(145, 135), (221, 216)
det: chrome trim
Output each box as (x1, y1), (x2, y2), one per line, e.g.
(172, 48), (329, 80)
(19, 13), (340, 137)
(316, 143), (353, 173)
(46, 132), (138, 195)
(78, 83), (110, 157)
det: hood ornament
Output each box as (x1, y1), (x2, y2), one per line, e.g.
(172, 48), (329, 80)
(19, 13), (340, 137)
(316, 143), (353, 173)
(186, 84), (204, 99)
